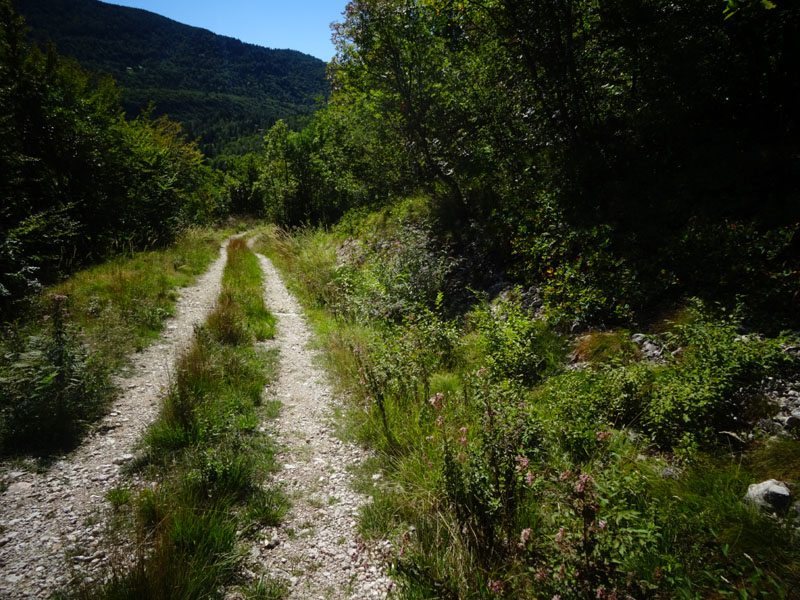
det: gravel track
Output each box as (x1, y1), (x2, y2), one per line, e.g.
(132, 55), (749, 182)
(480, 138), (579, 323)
(0, 239), (230, 599)
(248, 253), (393, 600)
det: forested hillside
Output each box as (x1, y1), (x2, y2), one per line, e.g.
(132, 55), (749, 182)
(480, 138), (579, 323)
(0, 0), (226, 315)
(17, 0), (328, 155)
(250, 0), (800, 330)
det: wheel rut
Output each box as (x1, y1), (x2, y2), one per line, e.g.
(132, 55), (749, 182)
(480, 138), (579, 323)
(0, 239), (230, 599)
(250, 253), (392, 600)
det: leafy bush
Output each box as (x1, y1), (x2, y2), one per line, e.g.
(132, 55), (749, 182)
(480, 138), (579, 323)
(538, 301), (794, 454)
(470, 292), (567, 385)
(0, 294), (112, 454)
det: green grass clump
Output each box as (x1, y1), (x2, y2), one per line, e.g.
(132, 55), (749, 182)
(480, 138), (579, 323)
(63, 238), (286, 600)
(106, 487), (132, 509)
(260, 215), (800, 600)
(48, 227), (224, 366)
(572, 330), (640, 365)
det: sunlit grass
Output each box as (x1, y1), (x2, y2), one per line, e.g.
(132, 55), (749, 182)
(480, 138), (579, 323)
(61, 237), (286, 599)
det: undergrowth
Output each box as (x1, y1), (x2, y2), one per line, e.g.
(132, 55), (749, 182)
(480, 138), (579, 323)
(0, 226), (224, 456)
(60, 237), (287, 599)
(258, 203), (800, 600)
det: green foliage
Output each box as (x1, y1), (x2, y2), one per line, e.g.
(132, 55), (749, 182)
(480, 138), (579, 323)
(252, 0), (800, 325)
(0, 227), (221, 457)
(106, 487), (132, 508)
(538, 302), (792, 455)
(0, 1), (221, 316)
(265, 223), (800, 599)
(0, 294), (112, 454)
(18, 0), (327, 157)
(471, 292), (567, 385)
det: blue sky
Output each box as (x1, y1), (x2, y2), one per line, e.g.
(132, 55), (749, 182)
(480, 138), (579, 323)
(104, 1), (348, 61)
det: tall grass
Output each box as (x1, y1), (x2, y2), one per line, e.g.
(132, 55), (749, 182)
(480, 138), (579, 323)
(49, 226), (225, 366)
(0, 227), (224, 456)
(61, 238), (287, 599)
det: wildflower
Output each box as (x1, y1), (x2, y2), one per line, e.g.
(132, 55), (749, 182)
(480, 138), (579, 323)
(425, 435), (434, 441)
(555, 527), (565, 544)
(519, 528), (531, 545)
(596, 431), (612, 442)
(487, 580), (504, 594)
(597, 520), (607, 531)
(535, 568), (547, 582)
(457, 452), (467, 461)
(553, 596), (562, 600)
(428, 392), (444, 410)
(514, 455), (530, 471)
(596, 587), (605, 598)
(459, 426), (469, 433)
(559, 469), (572, 480)
(476, 367), (487, 377)
(574, 472), (594, 493)
(459, 436), (468, 446)
(525, 471), (536, 486)
(435, 415), (444, 427)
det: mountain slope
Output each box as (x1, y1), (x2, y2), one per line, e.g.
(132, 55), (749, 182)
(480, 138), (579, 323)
(18, 0), (329, 154)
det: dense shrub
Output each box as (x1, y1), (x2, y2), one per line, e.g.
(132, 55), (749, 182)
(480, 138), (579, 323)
(0, 295), (111, 453)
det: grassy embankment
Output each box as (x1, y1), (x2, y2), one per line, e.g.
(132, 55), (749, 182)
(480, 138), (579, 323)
(253, 200), (800, 600)
(0, 227), (231, 456)
(62, 237), (287, 600)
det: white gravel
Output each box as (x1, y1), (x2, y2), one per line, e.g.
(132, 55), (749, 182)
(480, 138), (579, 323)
(249, 253), (393, 600)
(0, 241), (393, 600)
(0, 239), (230, 599)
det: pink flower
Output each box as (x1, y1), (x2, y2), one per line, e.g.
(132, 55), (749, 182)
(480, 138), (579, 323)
(535, 568), (547, 582)
(575, 472), (594, 493)
(514, 455), (530, 471)
(596, 431), (613, 442)
(488, 579), (504, 594)
(555, 527), (565, 544)
(560, 469), (572, 480)
(435, 415), (444, 427)
(428, 392), (444, 409)
(598, 520), (607, 531)
(459, 426), (469, 433)
(459, 437), (468, 446)
(525, 471), (537, 486)
(520, 528), (531, 544)
(457, 452), (468, 461)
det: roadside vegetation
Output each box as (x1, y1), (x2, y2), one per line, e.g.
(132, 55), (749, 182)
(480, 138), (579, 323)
(61, 238), (286, 600)
(0, 227), (226, 455)
(256, 205), (800, 599)
(4, 0), (800, 597)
